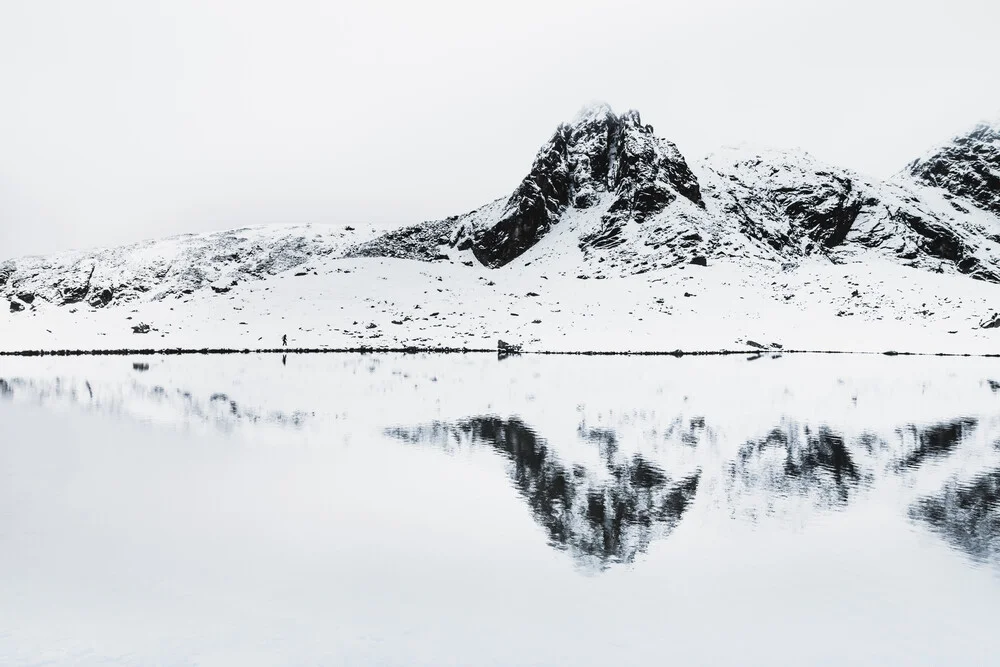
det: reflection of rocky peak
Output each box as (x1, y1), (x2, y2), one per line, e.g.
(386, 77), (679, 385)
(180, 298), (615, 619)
(907, 120), (1000, 216)
(895, 418), (978, 471)
(726, 417), (982, 520)
(728, 422), (865, 514)
(0, 373), (309, 432)
(387, 416), (700, 569)
(911, 467), (1000, 563)
(472, 104), (703, 267)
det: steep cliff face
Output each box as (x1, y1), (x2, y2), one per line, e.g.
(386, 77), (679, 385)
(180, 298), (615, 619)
(908, 120), (1000, 217)
(471, 104), (704, 267)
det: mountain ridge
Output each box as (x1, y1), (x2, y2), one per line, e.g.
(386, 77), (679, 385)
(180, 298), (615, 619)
(3, 103), (1000, 355)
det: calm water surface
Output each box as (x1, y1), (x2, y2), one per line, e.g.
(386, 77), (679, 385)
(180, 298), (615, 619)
(1, 354), (998, 666)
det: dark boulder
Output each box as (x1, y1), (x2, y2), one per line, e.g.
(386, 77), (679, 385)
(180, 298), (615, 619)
(15, 291), (34, 304)
(498, 339), (522, 354)
(981, 313), (1000, 329)
(9, 300), (24, 313)
(689, 256), (708, 266)
(131, 322), (151, 334)
(88, 288), (113, 308)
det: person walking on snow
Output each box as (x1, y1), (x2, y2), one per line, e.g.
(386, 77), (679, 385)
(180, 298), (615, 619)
(282, 334), (287, 347)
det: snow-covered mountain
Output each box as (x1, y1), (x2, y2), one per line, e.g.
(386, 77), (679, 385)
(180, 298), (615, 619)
(3, 104), (1000, 353)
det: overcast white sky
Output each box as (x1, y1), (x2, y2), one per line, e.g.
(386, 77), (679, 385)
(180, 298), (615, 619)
(2, 0), (999, 257)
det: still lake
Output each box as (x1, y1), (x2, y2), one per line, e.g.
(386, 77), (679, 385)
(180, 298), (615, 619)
(1, 353), (999, 666)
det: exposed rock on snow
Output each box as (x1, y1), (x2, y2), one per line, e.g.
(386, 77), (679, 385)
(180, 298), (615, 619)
(470, 104), (703, 267)
(700, 147), (1000, 281)
(908, 120), (1000, 216)
(497, 339), (522, 354)
(0, 225), (374, 310)
(348, 218), (457, 261)
(981, 313), (1000, 329)
(3, 103), (1000, 353)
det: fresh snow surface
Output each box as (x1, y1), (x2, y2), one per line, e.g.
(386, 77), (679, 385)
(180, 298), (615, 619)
(2, 236), (999, 354)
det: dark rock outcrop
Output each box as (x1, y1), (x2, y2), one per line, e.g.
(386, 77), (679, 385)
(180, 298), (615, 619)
(908, 121), (1000, 216)
(9, 300), (24, 312)
(705, 153), (866, 252)
(472, 104), (703, 267)
(473, 127), (573, 267)
(777, 174), (863, 248)
(58, 262), (95, 304)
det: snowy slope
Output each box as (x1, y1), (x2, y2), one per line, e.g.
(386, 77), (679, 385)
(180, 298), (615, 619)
(3, 104), (1000, 354)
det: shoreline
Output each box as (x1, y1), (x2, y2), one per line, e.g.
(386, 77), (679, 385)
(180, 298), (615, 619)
(2, 347), (998, 358)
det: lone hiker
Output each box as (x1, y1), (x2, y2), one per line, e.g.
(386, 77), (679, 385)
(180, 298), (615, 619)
(282, 334), (287, 347)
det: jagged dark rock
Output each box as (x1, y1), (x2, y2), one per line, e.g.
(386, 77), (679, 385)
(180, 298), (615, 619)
(131, 323), (151, 334)
(908, 121), (1000, 216)
(9, 300), (24, 313)
(471, 104), (703, 267)
(473, 127), (573, 267)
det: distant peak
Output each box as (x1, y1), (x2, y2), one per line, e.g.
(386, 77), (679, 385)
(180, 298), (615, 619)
(571, 101), (616, 124)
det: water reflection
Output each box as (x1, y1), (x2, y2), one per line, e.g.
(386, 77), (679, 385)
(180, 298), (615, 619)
(392, 413), (1000, 569)
(727, 422), (866, 518)
(0, 373), (310, 432)
(912, 468), (1000, 564)
(894, 418), (979, 470)
(388, 417), (700, 569)
(3, 354), (999, 572)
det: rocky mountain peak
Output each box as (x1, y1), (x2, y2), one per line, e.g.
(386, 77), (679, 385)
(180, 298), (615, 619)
(907, 119), (1000, 215)
(471, 105), (703, 267)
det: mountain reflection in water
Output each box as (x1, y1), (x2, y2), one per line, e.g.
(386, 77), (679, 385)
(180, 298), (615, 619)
(391, 414), (999, 569)
(912, 467), (1000, 564)
(388, 417), (700, 569)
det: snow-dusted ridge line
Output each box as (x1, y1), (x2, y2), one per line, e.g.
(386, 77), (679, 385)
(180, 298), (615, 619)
(3, 103), (1000, 354)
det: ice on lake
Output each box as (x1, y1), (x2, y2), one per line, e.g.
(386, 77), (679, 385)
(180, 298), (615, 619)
(1, 353), (999, 666)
